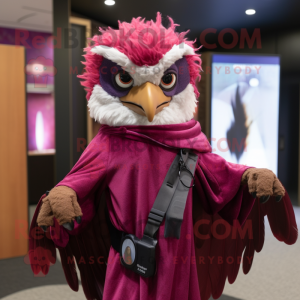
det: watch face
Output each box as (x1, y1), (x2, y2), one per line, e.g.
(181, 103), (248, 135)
(121, 238), (135, 265)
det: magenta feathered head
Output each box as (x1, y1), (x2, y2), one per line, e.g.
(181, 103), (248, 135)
(79, 12), (202, 101)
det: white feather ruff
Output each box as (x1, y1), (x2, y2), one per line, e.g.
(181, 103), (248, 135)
(88, 83), (197, 126)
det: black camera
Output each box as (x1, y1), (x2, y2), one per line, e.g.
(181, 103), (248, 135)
(120, 234), (157, 278)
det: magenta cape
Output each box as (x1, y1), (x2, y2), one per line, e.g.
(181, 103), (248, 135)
(29, 120), (298, 300)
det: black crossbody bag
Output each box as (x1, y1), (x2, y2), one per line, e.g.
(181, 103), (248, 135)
(107, 149), (198, 277)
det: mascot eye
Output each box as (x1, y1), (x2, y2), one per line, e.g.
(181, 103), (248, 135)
(115, 72), (133, 88)
(160, 73), (176, 89)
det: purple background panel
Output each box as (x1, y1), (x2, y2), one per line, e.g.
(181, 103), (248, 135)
(0, 27), (54, 84)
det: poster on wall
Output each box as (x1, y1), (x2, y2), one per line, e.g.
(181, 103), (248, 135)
(211, 54), (280, 175)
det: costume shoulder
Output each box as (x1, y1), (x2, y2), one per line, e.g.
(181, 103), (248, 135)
(193, 152), (298, 300)
(57, 128), (110, 200)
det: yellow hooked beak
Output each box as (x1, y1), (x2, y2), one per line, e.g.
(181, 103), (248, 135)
(120, 82), (171, 122)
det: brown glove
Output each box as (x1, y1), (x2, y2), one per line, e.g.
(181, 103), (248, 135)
(37, 186), (83, 231)
(241, 168), (285, 203)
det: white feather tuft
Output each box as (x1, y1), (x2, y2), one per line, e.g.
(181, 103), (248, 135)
(91, 44), (195, 86)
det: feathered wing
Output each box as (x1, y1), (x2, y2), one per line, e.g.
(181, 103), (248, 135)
(29, 130), (111, 298)
(29, 191), (111, 300)
(29, 195), (57, 276)
(60, 190), (111, 300)
(193, 157), (298, 300)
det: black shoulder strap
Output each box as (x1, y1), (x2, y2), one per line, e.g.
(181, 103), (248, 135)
(143, 151), (187, 238)
(107, 149), (198, 252)
(144, 150), (198, 239)
(164, 151), (198, 238)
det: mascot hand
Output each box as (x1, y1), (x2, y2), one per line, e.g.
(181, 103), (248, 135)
(241, 168), (285, 203)
(37, 186), (82, 232)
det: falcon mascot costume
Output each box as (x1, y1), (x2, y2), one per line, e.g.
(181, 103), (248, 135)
(29, 13), (298, 300)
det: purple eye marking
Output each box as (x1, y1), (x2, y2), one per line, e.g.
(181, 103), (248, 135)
(99, 58), (132, 98)
(98, 57), (190, 98)
(161, 57), (190, 97)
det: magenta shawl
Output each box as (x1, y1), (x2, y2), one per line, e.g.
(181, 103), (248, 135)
(29, 120), (297, 300)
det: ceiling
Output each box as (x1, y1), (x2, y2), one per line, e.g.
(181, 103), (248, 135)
(0, 0), (52, 32)
(0, 0), (299, 38)
(71, 0), (300, 40)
